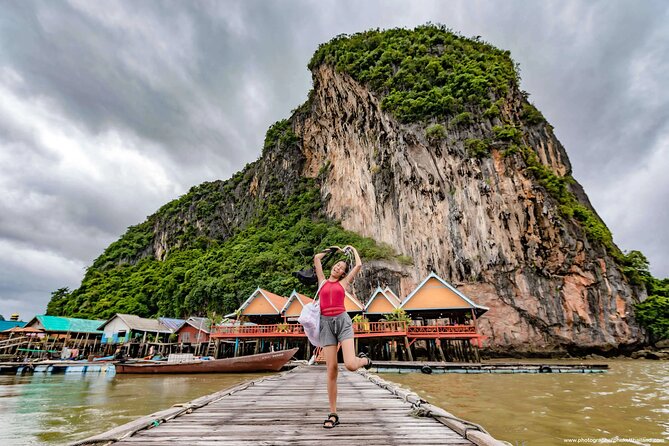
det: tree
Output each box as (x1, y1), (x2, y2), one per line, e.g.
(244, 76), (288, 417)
(385, 308), (411, 322)
(635, 295), (669, 341)
(46, 287), (71, 315)
(621, 250), (651, 287)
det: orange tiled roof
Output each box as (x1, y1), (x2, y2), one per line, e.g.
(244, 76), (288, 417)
(383, 287), (402, 306)
(259, 289), (289, 313)
(296, 293), (314, 305)
(345, 291), (364, 311)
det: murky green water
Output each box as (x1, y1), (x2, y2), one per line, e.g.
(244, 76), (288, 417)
(385, 359), (669, 446)
(1, 360), (666, 446)
(0, 372), (270, 445)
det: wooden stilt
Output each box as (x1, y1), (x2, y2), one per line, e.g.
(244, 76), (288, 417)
(434, 339), (444, 361)
(466, 340), (476, 363)
(403, 337), (414, 361)
(48, 335), (57, 355)
(435, 339), (446, 362)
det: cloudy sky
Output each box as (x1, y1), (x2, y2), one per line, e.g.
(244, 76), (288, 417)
(1, 0), (667, 320)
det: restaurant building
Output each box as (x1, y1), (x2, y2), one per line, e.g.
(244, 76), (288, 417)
(211, 272), (488, 362)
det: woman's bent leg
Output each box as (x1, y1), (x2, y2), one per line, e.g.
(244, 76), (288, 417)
(340, 338), (367, 371)
(323, 345), (339, 413)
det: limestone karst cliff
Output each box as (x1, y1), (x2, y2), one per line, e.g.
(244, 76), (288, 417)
(49, 25), (648, 355)
(297, 63), (644, 355)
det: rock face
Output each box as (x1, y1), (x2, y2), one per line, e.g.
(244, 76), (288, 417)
(292, 64), (645, 355)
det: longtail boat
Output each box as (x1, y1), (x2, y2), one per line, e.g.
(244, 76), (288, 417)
(113, 348), (298, 374)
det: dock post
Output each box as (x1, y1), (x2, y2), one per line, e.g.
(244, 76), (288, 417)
(404, 337), (414, 361)
(453, 340), (460, 362)
(436, 339), (446, 362)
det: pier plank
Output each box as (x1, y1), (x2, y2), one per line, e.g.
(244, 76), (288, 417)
(78, 365), (507, 446)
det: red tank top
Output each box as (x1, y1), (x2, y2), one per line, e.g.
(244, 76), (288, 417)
(319, 280), (346, 316)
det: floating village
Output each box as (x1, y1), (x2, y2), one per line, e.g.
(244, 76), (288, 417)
(1, 272), (605, 376)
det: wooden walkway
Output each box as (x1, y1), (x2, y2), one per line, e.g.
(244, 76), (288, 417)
(73, 365), (504, 446)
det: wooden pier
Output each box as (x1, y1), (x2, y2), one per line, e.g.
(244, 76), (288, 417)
(72, 365), (504, 446)
(369, 360), (609, 374)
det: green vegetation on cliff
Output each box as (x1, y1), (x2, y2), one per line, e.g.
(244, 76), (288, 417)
(263, 119), (299, 155)
(519, 145), (616, 252)
(47, 178), (401, 320)
(309, 24), (518, 122)
(620, 250), (669, 340)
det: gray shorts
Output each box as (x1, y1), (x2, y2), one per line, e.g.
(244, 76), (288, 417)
(319, 312), (354, 347)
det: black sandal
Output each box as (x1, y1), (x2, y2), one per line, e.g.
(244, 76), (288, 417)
(358, 352), (373, 370)
(323, 412), (339, 429)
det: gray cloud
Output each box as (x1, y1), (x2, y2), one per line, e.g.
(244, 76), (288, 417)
(0, 0), (667, 320)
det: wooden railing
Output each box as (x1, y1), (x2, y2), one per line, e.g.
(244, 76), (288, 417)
(0, 336), (30, 351)
(352, 321), (407, 334)
(210, 321), (480, 339)
(211, 324), (305, 337)
(407, 325), (478, 336)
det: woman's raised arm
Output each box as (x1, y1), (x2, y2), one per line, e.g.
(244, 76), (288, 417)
(340, 246), (362, 289)
(313, 247), (339, 284)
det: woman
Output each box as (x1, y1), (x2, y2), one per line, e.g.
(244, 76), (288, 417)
(314, 244), (372, 429)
